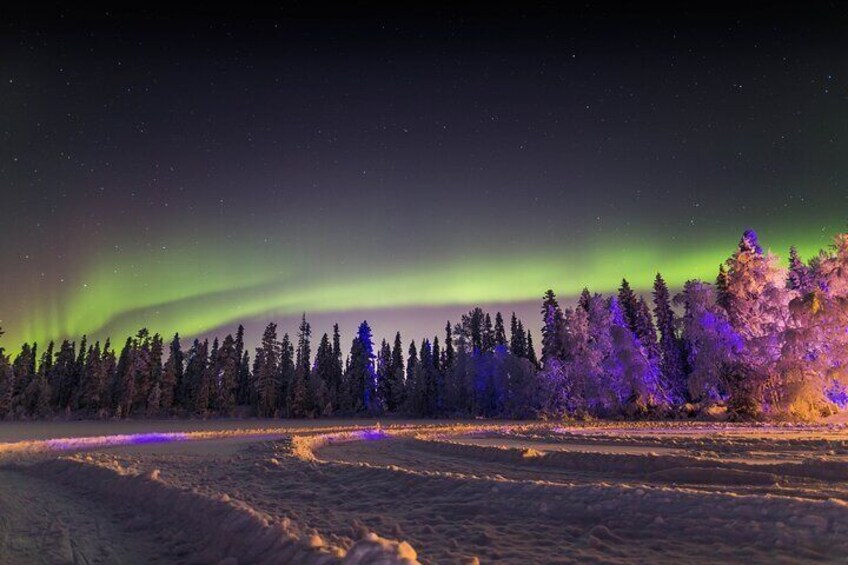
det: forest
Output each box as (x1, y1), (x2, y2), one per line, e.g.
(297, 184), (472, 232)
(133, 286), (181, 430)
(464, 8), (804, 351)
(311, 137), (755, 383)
(1, 229), (847, 422)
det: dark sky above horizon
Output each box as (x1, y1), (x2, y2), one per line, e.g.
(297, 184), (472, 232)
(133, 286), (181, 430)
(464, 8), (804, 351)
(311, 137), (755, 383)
(1, 4), (846, 350)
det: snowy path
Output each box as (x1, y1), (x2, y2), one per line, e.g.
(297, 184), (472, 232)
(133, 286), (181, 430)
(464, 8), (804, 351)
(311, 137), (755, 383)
(2, 421), (848, 563)
(0, 470), (169, 565)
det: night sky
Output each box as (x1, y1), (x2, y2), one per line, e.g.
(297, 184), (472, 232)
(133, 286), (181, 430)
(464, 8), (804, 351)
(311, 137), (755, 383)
(1, 5), (846, 350)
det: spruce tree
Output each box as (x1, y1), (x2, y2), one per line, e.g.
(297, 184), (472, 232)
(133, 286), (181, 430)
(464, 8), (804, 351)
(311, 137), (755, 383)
(167, 334), (185, 407)
(290, 315), (312, 417)
(80, 341), (104, 414)
(405, 340), (419, 413)
(388, 332), (405, 411)
(347, 321), (378, 414)
(716, 263), (730, 311)
(234, 325), (251, 405)
(130, 329), (154, 415)
(112, 337), (134, 417)
(653, 273), (687, 400)
(215, 334), (239, 415)
(278, 333), (295, 416)
(51, 340), (76, 411)
(161, 339), (180, 412)
(482, 313), (495, 352)
(540, 289), (566, 365)
(254, 323), (280, 418)
(461, 308), (485, 351)
(0, 330), (13, 419)
(617, 279), (640, 332)
(376, 339), (392, 410)
(330, 324), (344, 411)
(313, 333), (335, 415)
(193, 339), (212, 416)
(70, 335), (87, 410)
(100, 340), (117, 414)
(26, 344), (52, 418)
(526, 330), (539, 368)
(443, 321), (455, 372)
(510, 314), (528, 358)
(578, 288), (592, 311)
(494, 312), (507, 348)
(787, 246), (814, 293)
(12, 343), (36, 410)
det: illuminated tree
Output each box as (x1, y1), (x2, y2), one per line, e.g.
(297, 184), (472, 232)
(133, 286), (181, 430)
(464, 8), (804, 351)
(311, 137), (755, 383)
(346, 321), (378, 414)
(675, 280), (743, 406)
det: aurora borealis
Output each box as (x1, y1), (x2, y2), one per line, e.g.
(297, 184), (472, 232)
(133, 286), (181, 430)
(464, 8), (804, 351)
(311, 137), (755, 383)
(1, 5), (846, 350)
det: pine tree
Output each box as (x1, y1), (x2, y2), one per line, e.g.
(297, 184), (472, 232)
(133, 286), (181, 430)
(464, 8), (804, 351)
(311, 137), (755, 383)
(347, 321), (378, 414)
(482, 313), (495, 352)
(167, 334), (185, 407)
(405, 340), (419, 413)
(80, 341), (104, 414)
(410, 339), (438, 416)
(716, 263), (730, 311)
(215, 334), (239, 415)
(653, 273), (687, 399)
(720, 229), (792, 418)
(787, 246), (814, 294)
(540, 289), (566, 366)
(461, 308), (485, 351)
(70, 335), (87, 410)
(328, 324), (343, 411)
(193, 339), (212, 416)
(112, 337), (134, 417)
(130, 329), (154, 415)
(442, 321), (455, 372)
(633, 297), (661, 359)
(376, 339), (392, 410)
(234, 325), (250, 406)
(254, 323), (279, 418)
(278, 334), (295, 416)
(0, 329), (13, 419)
(27, 344), (52, 418)
(100, 340), (117, 414)
(578, 287), (592, 311)
(618, 279), (640, 331)
(313, 333), (335, 416)
(510, 314), (528, 357)
(290, 315), (312, 417)
(12, 343), (36, 412)
(526, 330), (539, 368)
(51, 340), (76, 411)
(387, 332), (405, 411)
(493, 313), (507, 348)
(161, 335), (183, 412)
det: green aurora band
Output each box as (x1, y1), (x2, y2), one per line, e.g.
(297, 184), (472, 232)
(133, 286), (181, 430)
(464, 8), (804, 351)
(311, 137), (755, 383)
(3, 225), (840, 349)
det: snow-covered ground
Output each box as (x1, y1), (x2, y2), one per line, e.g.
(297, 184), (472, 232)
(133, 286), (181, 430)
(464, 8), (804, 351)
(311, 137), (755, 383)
(2, 420), (848, 563)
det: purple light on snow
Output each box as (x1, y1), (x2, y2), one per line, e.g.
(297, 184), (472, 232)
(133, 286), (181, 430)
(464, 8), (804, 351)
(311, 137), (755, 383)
(42, 432), (190, 452)
(353, 428), (389, 441)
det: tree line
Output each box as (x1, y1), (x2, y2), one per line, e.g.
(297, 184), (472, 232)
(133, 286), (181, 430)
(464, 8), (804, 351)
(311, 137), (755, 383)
(1, 228), (847, 421)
